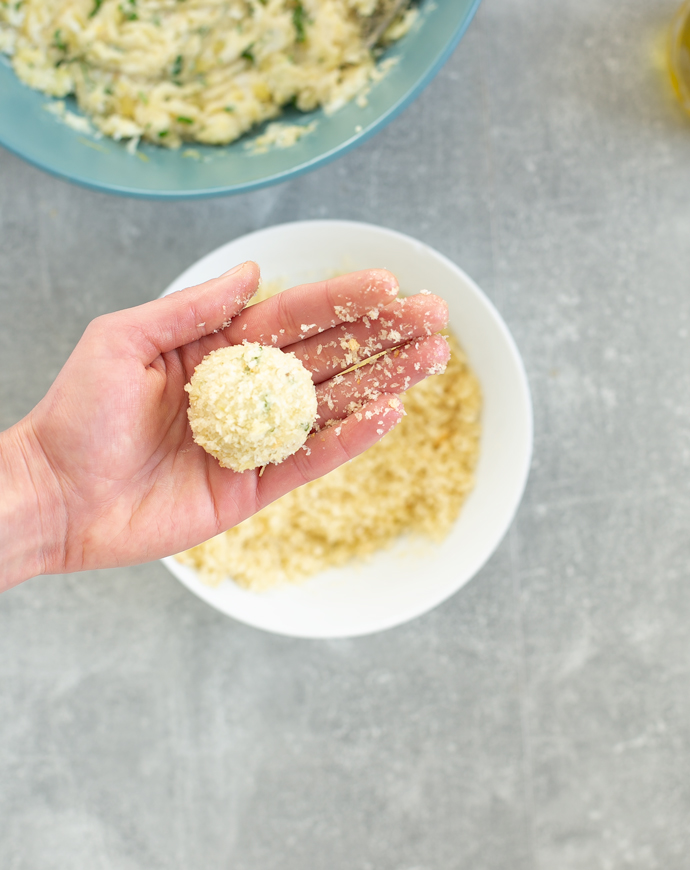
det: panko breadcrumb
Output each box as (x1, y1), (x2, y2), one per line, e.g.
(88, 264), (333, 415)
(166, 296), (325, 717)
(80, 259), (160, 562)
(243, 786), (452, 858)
(0, 0), (417, 149)
(185, 343), (317, 472)
(177, 327), (482, 589)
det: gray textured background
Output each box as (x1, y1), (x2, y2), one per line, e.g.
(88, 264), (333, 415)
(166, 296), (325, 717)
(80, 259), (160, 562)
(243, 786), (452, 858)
(2, 1), (690, 867)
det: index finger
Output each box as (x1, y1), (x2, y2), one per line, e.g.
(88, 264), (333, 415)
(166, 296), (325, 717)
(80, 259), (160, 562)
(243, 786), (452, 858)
(221, 269), (399, 348)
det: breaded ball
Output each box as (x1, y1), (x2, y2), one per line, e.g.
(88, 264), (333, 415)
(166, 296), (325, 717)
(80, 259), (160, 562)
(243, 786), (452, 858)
(185, 343), (318, 472)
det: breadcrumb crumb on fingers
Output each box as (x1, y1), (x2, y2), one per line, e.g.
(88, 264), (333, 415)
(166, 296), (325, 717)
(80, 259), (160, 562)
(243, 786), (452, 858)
(314, 334), (449, 427)
(221, 269), (399, 348)
(287, 293), (449, 382)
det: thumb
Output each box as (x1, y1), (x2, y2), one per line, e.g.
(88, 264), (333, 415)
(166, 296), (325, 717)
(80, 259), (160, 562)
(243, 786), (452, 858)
(108, 261), (261, 363)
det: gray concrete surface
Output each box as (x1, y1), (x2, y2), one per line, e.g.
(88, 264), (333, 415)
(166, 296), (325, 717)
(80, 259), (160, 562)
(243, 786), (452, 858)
(2, 0), (690, 867)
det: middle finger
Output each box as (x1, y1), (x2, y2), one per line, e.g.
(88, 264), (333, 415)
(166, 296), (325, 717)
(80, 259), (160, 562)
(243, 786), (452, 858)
(288, 293), (449, 384)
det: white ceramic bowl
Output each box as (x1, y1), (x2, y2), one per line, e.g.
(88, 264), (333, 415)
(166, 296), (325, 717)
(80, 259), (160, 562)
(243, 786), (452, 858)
(160, 220), (532, 638)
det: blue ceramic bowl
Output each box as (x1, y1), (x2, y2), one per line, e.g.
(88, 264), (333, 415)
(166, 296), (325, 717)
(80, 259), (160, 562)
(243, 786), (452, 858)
(0, 0), (480, 198)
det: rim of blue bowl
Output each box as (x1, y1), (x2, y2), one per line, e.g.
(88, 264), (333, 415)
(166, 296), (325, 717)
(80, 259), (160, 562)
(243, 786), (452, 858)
(0, 0), (481, 199)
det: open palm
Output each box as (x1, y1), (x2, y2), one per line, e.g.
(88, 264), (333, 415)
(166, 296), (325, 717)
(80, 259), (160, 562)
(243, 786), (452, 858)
(25, 261), (449, 574)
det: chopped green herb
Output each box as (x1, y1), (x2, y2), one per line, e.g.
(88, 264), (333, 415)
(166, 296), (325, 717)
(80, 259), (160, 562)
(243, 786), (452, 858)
(89, 0), (103, 18)
(52, 29), (67, 52)
(171, 54), (183, 77)
(241, 45), (255, 63)
(292, 2), (307, 43)
(79, 60), (94, 89)
(158, 130), (169, 138)
(177, 116), (194, 124)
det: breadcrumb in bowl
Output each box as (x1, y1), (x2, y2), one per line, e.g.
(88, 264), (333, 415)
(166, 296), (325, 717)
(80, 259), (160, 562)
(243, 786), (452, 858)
(160, 220), (532, 638)
(178, 332), (481, 588)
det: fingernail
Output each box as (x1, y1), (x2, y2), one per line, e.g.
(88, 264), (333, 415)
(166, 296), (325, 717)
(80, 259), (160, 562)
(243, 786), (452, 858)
(221, 262), (247, 277)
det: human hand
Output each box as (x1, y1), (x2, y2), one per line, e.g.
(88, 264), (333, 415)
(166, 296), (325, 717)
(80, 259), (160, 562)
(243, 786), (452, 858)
(0, 262), (449, 588)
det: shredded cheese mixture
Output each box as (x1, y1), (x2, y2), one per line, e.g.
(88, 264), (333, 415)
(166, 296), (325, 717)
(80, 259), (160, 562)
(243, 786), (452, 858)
(0, 0), (416, 148)
(177, 326), (482, 591)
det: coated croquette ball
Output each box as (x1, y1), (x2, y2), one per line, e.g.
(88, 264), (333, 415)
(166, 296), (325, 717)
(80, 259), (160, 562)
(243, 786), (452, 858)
(185, 343), (318, 472)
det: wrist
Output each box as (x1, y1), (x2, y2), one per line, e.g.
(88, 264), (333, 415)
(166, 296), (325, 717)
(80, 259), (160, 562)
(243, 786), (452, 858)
(0, 417), (66, 590)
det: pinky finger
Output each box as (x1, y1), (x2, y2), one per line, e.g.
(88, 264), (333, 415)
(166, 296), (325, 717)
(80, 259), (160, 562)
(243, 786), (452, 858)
(256, 393), (404, 511)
